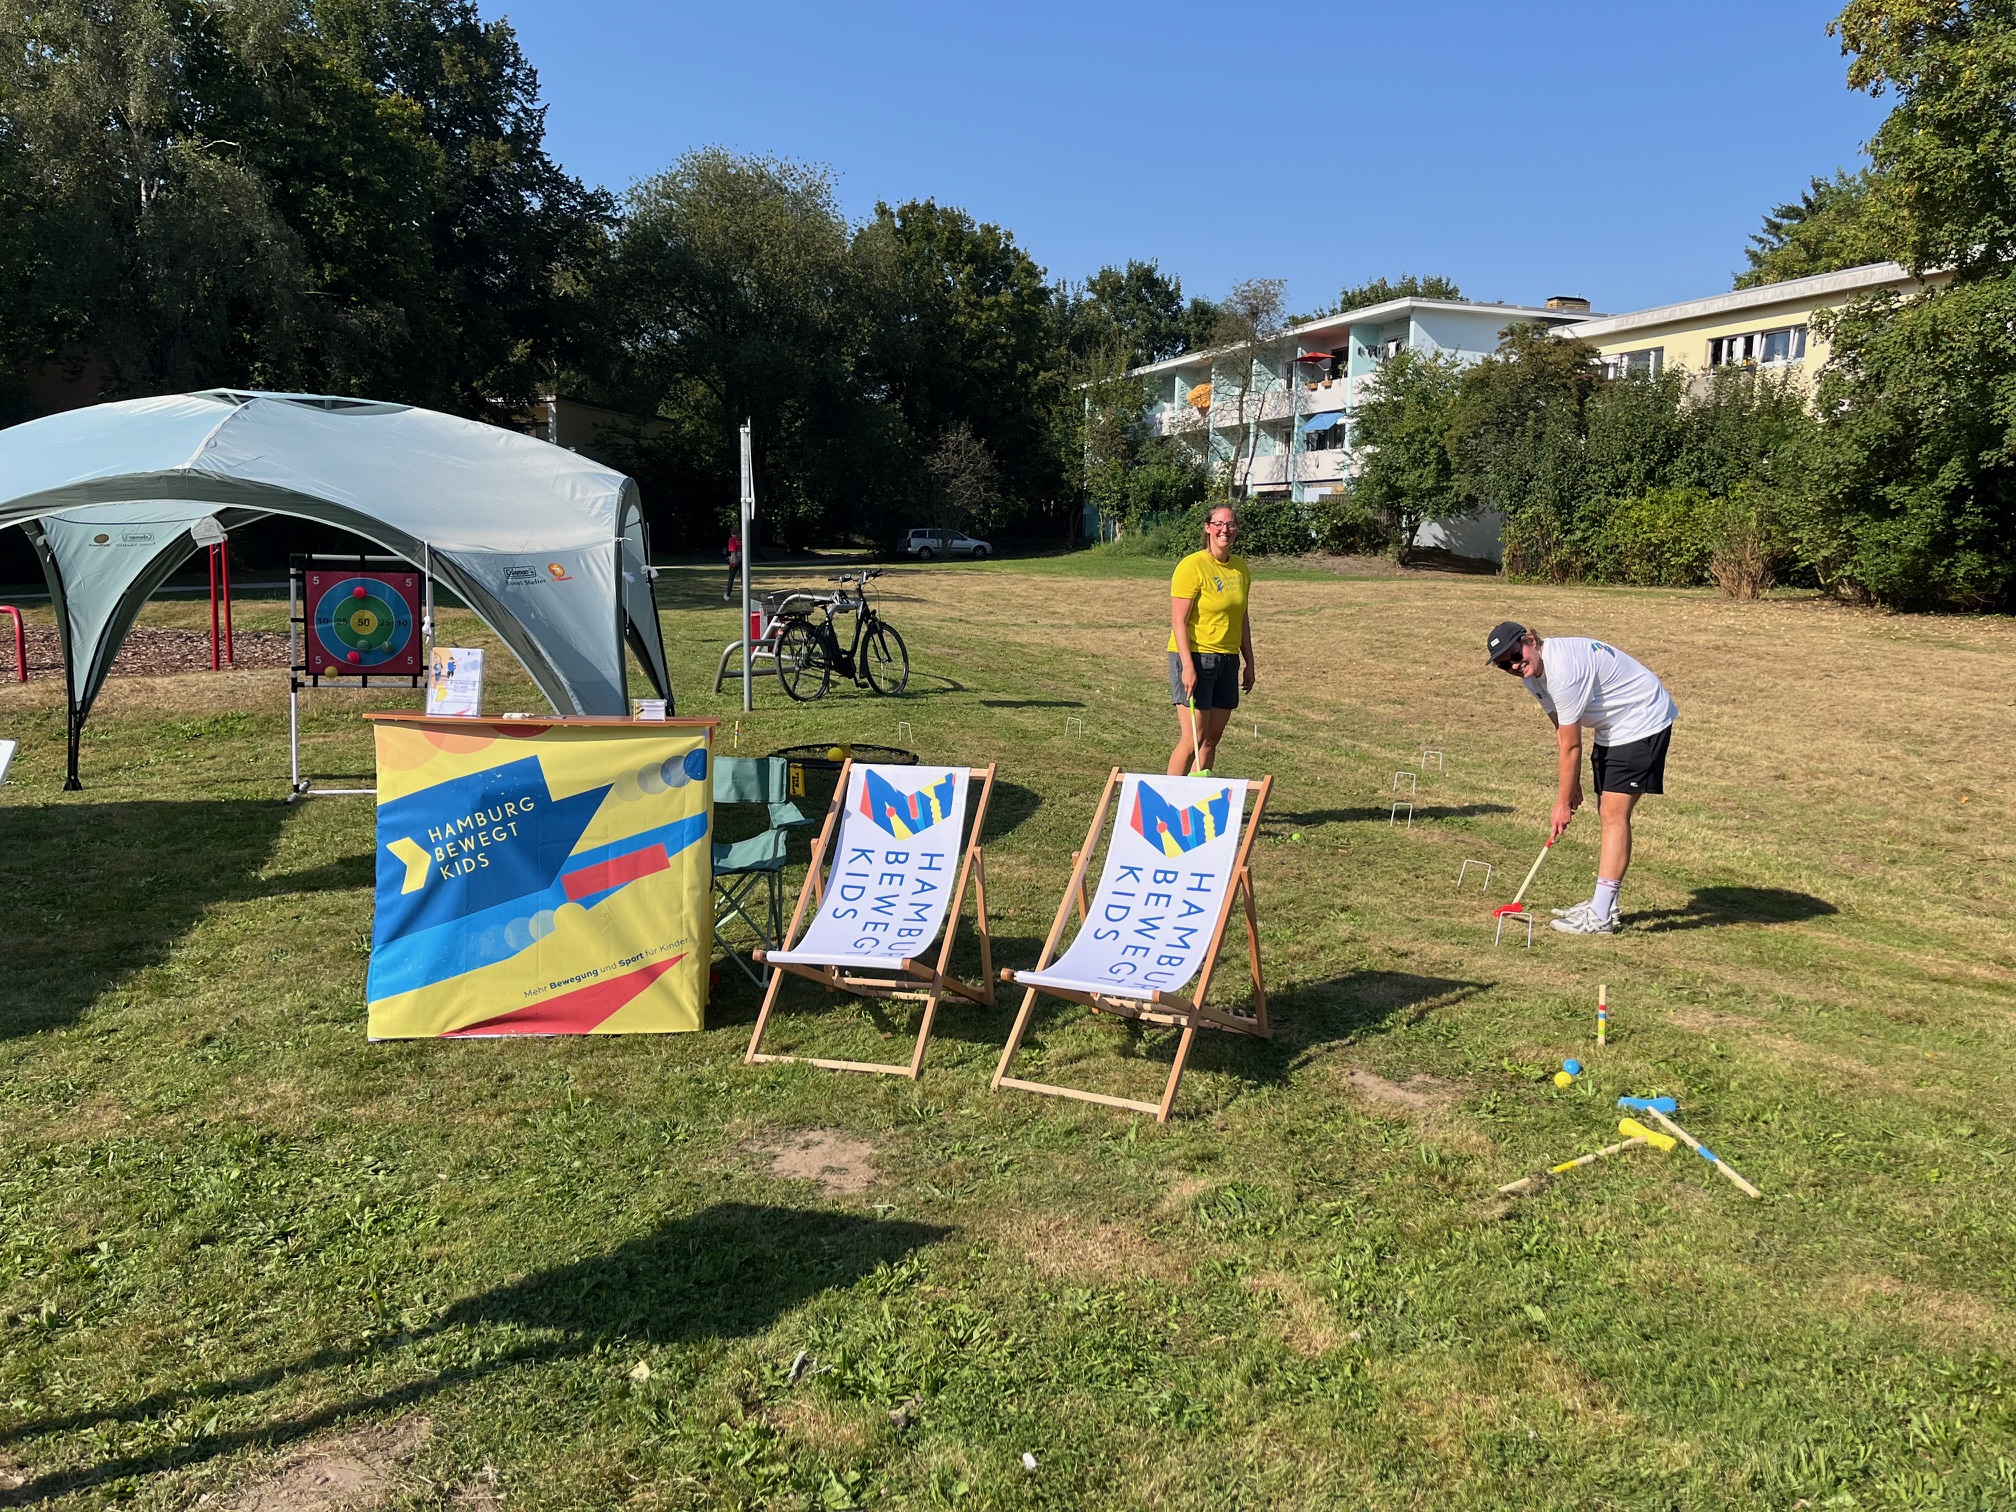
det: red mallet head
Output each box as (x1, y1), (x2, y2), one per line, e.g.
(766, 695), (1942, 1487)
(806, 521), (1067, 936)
(352, 585), (367, 597)
(1493, 903), (1527, 916)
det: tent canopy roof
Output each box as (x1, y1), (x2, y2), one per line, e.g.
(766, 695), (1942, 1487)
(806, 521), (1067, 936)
(0, 391), (635, 551)
(0, 391), (673, 787)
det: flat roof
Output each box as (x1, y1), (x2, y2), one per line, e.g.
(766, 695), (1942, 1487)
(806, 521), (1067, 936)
(1129, 297), (1605, 376)
(1556, 261), (1933, 340)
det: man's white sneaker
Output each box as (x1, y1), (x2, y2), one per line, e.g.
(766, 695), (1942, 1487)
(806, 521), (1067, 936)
(1551, 906), (1619, 936)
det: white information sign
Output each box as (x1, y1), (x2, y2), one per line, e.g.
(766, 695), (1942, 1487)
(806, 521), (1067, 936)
(768, 764), (971, 968)
(189, 516), (227, 548)
(1018, 772), (1249, 1002)
(425, 646), (485, 717)
(0, 738), (16, 786)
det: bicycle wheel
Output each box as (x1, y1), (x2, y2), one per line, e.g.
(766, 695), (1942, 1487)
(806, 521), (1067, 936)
(862, 621), (909, 696)
(775, 619), (832, 702)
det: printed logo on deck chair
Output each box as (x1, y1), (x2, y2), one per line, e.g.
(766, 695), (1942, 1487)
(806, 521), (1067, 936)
(1130, 781), (1234, 857)
(860, 769), (959, 839)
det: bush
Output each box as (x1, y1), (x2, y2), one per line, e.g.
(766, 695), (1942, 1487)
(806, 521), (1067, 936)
(1094, 496), (1318, 559)
(1309, 490), (1393, 554)
(1584, 487), (1719, 586)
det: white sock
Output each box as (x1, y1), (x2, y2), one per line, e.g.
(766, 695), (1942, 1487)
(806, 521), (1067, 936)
(1592, 877), (1621, 918)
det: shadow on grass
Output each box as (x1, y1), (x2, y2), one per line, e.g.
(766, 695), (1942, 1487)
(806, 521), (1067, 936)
(979, 699), (1085, 709)
(0, 802), (360, 1041)
(1274, 804), (1515, 826)
(0, 1203), (947, 1505)
(1631, 886), (1838, 933)
(979, 968), (1489, 1099)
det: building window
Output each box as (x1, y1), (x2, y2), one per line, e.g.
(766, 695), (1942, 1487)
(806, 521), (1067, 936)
(1602, 347), (1664, 380)
(1709, 326), (1807, 368)
(1303, 422), (1345, 452)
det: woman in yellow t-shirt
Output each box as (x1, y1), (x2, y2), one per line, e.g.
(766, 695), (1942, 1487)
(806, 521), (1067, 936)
(1167, 503), (1256, 775)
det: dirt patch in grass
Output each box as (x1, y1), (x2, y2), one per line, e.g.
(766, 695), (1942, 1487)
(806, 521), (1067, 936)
(751, 1130), (880, 1195)
(221, 1414), (430, 1512)
(0, 1455), (25, 1495)
(1245, 1271), (1341, 1356)
(1343, 1067), (1455, 1111)
(1848, 1274), (2013, 1344)
(1009, 1213), (1188, 1283)
(771, 1395), (876, 1458)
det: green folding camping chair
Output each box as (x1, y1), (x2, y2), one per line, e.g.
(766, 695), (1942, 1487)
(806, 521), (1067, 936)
(712, 755), (814, 986)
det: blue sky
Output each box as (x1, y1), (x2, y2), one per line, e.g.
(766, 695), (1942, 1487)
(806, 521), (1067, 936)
(492, 0), (1886, 317)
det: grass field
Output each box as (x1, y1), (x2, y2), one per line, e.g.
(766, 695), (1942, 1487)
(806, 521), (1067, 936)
(2, 555), (2014, 1510)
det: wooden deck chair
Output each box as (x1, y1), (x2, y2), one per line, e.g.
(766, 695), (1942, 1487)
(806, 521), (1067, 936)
(745, 759), (996, 1078)
(991, 767), (1272, 1123)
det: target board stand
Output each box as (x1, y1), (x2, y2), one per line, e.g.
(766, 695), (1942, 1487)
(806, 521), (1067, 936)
(287, 554), (427, 802)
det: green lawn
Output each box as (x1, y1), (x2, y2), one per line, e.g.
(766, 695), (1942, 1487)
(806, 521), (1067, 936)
(1, 557), (2013, 1509)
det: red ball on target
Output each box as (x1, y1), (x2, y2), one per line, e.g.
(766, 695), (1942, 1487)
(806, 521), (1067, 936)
(347, 650), (361, 663)
(352, 585), (367, 598)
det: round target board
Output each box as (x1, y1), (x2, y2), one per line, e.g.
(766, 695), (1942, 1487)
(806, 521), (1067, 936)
(304, 570), (422, 677)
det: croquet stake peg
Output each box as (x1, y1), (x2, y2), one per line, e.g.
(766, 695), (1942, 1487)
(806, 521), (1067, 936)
(1598, 983), (1608, 1046)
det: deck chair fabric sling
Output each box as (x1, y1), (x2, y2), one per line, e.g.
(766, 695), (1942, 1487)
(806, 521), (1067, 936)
(745, 760), (996, 1079)
(992, 767), (1272, 1122)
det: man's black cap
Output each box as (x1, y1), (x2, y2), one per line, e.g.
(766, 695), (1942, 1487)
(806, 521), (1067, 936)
(1485, 621), (1528, 667)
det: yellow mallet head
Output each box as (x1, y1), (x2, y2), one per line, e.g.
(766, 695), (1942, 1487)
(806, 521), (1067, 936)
(1618, 1117), (1677, 1152)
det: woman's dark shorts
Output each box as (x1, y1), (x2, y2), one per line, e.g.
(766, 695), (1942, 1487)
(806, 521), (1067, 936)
(1591, 726), (1672, 795)
(1170, 651), (1241, 710)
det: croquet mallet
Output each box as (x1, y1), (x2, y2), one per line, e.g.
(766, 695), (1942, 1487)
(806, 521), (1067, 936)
(1185, 696), (1213, 777)
(1497, 1118), (1676, 1196)
(1493, 836), (1556, 922)
(1618, 1096), (1762, 1198)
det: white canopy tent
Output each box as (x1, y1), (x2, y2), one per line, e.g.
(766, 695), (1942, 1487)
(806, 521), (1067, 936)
(0, 391), (673, 787)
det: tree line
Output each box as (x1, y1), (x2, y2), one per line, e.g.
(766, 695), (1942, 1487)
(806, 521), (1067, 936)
(0, 0), (1222, 553)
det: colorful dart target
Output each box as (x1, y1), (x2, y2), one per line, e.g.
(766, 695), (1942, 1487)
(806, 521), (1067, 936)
(304, 571), (422, 676)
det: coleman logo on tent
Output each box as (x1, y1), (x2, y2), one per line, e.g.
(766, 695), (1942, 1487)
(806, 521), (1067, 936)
(91, 533), (110, 545)
(546, 562), (572, 581)
(504, 566), (542, 586)
(120, 529), (157, 546)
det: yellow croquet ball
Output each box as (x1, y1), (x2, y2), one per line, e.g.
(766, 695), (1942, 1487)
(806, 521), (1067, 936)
(827, 744), (849, 763)
(1553, 1070), (1575, 1089)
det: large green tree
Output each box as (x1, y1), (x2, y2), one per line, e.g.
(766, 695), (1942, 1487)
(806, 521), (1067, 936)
(1334, 272), (1463, 313)
(853, 199), (1068, 530)
(1734, 169), (1882, 287)
(1797, 0), (2016, 607)
(1348, 348), (1465, 562)
(1061, 260), (1217, 368)
(0, 0), (605, 409)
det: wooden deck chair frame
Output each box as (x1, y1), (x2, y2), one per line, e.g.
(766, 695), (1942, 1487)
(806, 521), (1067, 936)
(991, 767), (1272, 1123)
(745, 760), (997, 1079)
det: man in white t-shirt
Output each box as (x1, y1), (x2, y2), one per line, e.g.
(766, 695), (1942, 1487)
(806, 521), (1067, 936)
(1484, 620), (1678, 935)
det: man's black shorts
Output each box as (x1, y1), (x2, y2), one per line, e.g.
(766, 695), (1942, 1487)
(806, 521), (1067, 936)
(1169, 651), (1240, 710)
(1591, 726), (1671, 796)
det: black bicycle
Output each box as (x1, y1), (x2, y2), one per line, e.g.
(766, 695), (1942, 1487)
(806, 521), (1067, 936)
(774, 570), (910, 701)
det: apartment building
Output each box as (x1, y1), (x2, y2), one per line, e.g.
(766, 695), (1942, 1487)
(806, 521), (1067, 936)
(1131, 295), (1595, 559)
(1558, 260), (1943, 386)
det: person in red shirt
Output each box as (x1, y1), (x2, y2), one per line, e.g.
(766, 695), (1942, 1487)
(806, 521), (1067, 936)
(724, 529), (742, 600)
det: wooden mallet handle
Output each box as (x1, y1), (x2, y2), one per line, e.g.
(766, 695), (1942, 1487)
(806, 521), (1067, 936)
(1637, 1104), (1762, 1198)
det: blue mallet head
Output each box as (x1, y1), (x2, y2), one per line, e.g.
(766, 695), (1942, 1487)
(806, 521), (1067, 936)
(1563, 1059), (1582, 1076)
(1618, 1095), (1678, 1114)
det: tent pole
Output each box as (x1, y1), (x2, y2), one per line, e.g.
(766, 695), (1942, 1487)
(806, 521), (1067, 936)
(739, 419), (754, 715)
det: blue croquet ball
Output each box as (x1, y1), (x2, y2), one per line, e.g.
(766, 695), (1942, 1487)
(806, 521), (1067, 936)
(1563, 1059), (1583, 1076)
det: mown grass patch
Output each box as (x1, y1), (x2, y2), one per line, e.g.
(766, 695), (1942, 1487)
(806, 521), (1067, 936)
(0, 559), (2012, 1508)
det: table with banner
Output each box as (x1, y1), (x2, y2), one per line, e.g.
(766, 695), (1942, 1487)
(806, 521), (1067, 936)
(362, 713), (718, 1039)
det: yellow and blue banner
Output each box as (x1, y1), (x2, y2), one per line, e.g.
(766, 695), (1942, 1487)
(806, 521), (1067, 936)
(366, 719), (713, 1038)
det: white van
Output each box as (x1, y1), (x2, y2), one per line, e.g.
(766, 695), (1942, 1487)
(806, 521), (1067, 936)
(903, 528), (990, 560)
